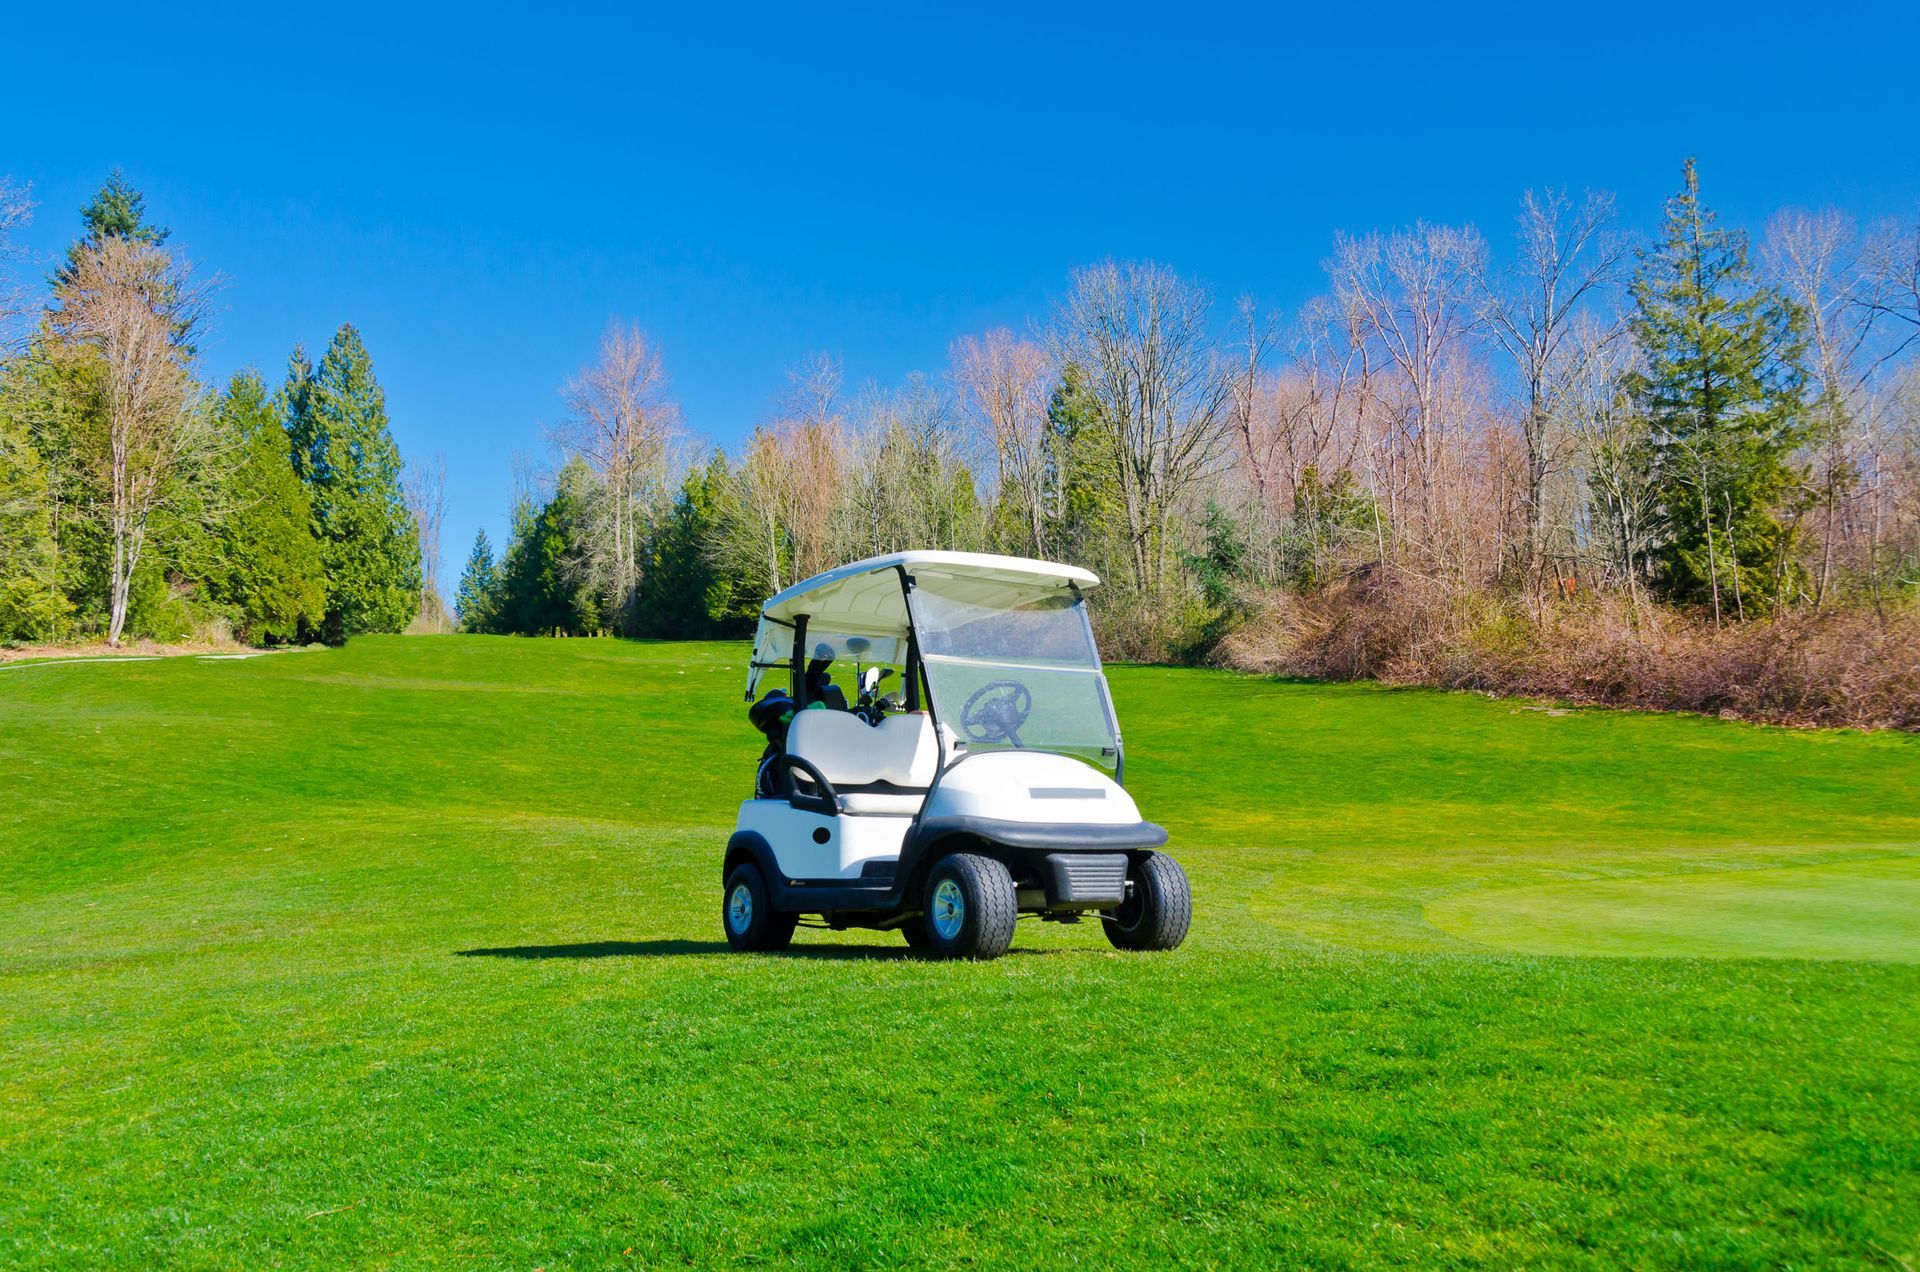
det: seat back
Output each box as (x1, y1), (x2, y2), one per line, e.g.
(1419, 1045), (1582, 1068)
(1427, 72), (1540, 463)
(787, 710), (938, 789)
(873, 712), (938, 787)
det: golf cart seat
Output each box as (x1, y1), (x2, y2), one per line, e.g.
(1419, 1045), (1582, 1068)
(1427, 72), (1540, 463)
(786, 710), (937, 815)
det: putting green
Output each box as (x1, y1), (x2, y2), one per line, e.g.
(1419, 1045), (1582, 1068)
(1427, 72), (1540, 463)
(1425, 854), (1920, 962)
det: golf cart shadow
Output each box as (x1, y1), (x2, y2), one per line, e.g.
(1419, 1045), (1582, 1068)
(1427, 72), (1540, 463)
(456, 939), (1067, 961)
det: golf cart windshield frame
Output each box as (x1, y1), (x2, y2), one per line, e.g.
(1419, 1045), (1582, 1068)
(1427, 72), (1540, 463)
(897, 566), (1125, 782)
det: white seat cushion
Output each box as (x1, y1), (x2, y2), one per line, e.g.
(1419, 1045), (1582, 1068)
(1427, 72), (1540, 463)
(787, 710), (939, 789)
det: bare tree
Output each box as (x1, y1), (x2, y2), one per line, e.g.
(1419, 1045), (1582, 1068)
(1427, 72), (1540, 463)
(404, 453), (449, 630)
(845, 372), (985, 556)
(1762, 209), (1879, 603)
(1050, 261), (1235, 596)
(1257, 293), (1382, 513)
(551, 321), (680, 634)
(1560, 319), (1653, 602)
(776, 356), (849, 582)
(0, 177), (35, 351)
(49, 236), (211, 645)
(1224, 298), (1280, 503)
(785, 352), (844, 439)
(724, 426), (792, 596)
(710, 356), (850, 596)
(1860, 208), (1920, 368)
(1479, 190), (1626, 584)
(953, 329), (1053, 555)
(1329, 223), (1488, 566)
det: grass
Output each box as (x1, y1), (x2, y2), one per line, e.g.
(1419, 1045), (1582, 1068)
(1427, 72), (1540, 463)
(1, 635), (1917, 1268)
(1426, 856), (1920, 962)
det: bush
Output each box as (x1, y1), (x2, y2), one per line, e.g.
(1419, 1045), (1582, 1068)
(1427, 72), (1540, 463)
(1214, 572), (1920, 731)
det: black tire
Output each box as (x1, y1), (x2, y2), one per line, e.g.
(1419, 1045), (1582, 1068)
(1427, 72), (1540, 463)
(899, 915), (935, 950)
(1102, 853), (1191, 951)
(723, 862), (796, 952)
(921, 852), (1018, 960)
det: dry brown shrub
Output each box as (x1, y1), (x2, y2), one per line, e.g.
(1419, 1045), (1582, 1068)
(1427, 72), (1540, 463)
(1214, 572), (1920, 731)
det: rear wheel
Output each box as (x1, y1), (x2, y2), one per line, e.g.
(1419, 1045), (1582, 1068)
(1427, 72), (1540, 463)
(1102, 853), (1191, 951)
(899, 915), (935, 950)
(723, 862), (796, 952)
(921, 853), (1017, 960)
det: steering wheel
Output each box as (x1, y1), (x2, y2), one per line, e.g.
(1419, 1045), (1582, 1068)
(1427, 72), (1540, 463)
(960, 679), (1033, 745)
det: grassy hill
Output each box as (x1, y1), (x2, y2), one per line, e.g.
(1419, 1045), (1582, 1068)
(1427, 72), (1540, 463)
(2, 636), (1917, 1267)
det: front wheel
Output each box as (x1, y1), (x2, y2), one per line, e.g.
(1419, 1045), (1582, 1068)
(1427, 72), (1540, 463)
(1102, 853), (1191, 951)
(921, 853), (1017, 960)
(723, 862), (796, 952)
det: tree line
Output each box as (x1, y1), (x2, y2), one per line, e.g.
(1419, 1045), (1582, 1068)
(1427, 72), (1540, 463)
(7, 165), (1913, 662)
(0, 173), (427, 646)
(457, 160), (1919, 659)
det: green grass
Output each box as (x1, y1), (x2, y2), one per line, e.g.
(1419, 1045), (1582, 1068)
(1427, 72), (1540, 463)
(1427, 856), (1920, 962)
(2, 636), (1917, 1268)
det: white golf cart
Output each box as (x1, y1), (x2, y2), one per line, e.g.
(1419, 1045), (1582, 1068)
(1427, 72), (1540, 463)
(722, 551), (1191, 960)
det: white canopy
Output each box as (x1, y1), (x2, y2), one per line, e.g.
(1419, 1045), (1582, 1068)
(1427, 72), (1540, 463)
(745, 551), (1100, 698)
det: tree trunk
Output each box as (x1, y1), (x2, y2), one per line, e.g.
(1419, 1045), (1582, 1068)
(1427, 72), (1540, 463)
(1700, 475), (1722, 631)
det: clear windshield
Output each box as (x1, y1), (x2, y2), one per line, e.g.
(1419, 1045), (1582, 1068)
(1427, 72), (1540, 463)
(907, 577), (1120, 772)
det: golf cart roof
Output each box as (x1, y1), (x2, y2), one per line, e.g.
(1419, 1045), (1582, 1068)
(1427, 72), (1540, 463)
(745, 552), (1100, 698)
(761, 551), (1099, 627)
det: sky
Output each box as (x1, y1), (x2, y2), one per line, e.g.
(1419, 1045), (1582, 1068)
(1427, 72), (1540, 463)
(5, 1), (1918, 596)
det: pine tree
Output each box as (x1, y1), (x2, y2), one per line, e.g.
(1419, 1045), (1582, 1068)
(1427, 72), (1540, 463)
(0, 338), (99, 632)
(454, 529), (498, 632)
(53, 170), (170, 290)
(294, 325), (422, 639)
(78, 170), (168, 244)
(1042, 364), (1123, 576)
(209, 371), (326, 642)
(0, 407), (73, 640)
(278, 345), (318, 483)
(491, 459), (599, 635)
(1626, 159), (1811, 618)
(490, 489), (539, 634)
(636, 449), (751, 637)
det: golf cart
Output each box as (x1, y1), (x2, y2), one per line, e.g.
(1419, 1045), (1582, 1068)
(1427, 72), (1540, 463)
(722, 551), (1191, 960)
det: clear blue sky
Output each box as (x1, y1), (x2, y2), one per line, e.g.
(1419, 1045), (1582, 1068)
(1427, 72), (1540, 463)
(6, 2), (1918, 594)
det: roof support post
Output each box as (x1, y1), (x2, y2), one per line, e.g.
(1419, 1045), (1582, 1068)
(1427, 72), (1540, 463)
(790, 614), (809, 709)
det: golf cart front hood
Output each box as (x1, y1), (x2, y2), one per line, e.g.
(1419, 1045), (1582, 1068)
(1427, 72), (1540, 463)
(921, 751), (1142, 826)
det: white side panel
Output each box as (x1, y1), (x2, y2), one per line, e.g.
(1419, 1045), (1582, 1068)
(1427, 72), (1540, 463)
(736, 800), (912, 881)
(919, 751), (1141, 826)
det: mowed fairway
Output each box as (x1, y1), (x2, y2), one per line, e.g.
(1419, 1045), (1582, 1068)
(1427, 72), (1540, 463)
(2, 637), (1918, 1268)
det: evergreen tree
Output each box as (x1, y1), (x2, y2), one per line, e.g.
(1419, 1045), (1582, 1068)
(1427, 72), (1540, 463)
(1180, 500), (1249, 655)
(636, 449), (751, 637)
(1043, 364), (1124, 578)
(0, 339), (100, 633)
(277, 345), (318, 482)
(293, 325), (421, 639)
(0, 407), (72, 640)
(1626, 159), (1810, 617)
(53, 170), (170, 289)
(490, 489), (539, 633)
(208, 371), (325, 642)
(492, 459), (599, 635)
(454, 528), (498, 632)
(78, 169), (168, 244)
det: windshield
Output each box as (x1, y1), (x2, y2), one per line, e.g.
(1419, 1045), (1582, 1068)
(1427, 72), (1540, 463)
(907, 576), (1120, 772)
